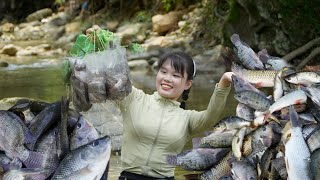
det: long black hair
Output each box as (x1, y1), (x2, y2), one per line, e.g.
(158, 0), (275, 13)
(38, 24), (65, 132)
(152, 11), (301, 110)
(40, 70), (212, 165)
(157, 51), (196, 109)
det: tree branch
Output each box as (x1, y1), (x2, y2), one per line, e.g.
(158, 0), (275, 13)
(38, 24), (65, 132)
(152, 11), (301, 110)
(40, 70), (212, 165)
(283, 37), (320, 62)
(297, 47), (320, 70)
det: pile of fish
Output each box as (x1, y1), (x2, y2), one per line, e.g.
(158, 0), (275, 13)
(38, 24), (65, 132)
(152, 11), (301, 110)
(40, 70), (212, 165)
(166, 34), (320, 180)
(0, 97), (111, 180)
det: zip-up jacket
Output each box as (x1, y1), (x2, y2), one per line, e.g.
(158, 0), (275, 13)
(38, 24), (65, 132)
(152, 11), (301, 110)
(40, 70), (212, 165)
(116, 84), (231, 178)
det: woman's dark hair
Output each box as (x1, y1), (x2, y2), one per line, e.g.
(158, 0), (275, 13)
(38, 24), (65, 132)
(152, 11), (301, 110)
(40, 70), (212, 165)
(157, 51), (196, 109)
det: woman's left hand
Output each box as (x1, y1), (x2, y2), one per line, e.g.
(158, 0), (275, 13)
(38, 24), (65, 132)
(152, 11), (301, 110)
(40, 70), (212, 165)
(218, 72), (234, 88)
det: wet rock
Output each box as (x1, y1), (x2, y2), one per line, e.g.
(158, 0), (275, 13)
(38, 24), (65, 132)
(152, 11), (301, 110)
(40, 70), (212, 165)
(152, 11), (181, 34)
(0, 61), (9, 67)
(0, 44), (20, 56)
(128, 59), (149, 71)
(26, 8), (53, 22)
(0, 23), (15, 33)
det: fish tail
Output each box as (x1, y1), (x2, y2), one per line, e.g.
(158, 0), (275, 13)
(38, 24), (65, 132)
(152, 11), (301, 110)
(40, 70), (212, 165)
(22, 150), (44, 168)
(258, 50), (270, 64)
(289, 106), (300, 128)
(257, 48), (268, 56)
(230, 34), (240, 44)
(166, 155), (178, 165)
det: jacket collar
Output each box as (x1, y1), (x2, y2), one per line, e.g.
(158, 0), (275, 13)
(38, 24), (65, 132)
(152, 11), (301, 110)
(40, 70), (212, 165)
(153, 91), (181, 107)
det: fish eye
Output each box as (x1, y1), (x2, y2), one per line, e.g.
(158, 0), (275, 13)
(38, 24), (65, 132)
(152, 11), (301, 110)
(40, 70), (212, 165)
(76, 123), (82, 128)
(92, 140), (99, 146)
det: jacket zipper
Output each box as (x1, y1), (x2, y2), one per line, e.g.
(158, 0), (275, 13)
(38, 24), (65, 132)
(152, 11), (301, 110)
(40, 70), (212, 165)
(146, 107), (165, 166)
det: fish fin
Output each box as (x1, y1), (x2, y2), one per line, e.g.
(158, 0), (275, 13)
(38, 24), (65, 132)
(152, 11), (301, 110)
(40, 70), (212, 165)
(289, 106), (300, 128)
(9, 158), (23, 170)
(230, 34), (240, 44)
(258, 50), (270, 64)
(166, 155), (178, 165)
(22, 150), (44, 168)
(257, 48), (268, 56)
(254, 82), (264, 88)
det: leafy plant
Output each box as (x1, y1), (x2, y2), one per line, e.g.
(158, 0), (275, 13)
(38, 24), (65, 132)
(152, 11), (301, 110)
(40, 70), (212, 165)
(162, 0), (175, 12)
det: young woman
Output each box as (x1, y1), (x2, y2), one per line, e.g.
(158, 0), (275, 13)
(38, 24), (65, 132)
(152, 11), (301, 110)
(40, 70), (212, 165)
(114, 51), (233, 180)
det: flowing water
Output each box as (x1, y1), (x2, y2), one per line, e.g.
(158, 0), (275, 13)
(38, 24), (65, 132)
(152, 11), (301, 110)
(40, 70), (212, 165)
(0, 58), (237, 180)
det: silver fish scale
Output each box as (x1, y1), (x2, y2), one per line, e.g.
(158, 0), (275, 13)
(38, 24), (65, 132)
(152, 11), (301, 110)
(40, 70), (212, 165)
(200, 152), (232, 180)
(232, 63), (277, 87)
(234, 90), (273, 111)
(285, 128), (311, 180)
(52, 149), (91, 179)
(0, 111), (27, 158)
(234, 42), (263, 70)
(35, 128), (59, 178)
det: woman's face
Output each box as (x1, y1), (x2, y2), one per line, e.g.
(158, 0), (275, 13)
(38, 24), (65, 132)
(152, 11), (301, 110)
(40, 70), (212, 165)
(156, 60), (192, 101)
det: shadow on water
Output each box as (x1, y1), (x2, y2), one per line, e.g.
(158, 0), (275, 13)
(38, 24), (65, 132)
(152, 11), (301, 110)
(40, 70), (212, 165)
(0, 62), (237, 180)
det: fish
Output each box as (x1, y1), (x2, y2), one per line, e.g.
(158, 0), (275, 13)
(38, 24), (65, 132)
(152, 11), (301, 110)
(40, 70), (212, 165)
(234, 90), (273, 111)
(3, 168), (46, 180)
(301, 83), (320, 107)
(230, 34), (264, 70)
(57, 97), (70, 160)
(285, 71), (320, 86)
(166, 148), (230, 171)
(51, 135), (111, 180)
(266, 89), (307, 117)
(34, 128), (60, 179)
(200, 151), (232, 180)
(231, 75), (267, 97)
(258, 49), (293, 70)
(231, 62), (277, 88)
(70, 115), (99, 150)
(284, 106), (311, 180)
(0, 155), (22, 171)
(0, 110), (43, 169)
(306, 127), (320, 153)
(260, 148), (277, 179)
(236, 103), (255, 121)
(272, 156), (287, 179)
(200, 130), (236, 148)
(230, 159), (258, 180)
(28, 101), (61, 149)
(232, 127), (247, 160)
(212, 116), (252, 132)
(311, 148), (320, 180)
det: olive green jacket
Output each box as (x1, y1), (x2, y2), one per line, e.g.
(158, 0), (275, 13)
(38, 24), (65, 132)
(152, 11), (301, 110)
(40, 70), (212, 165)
(116, 84), (231, 178)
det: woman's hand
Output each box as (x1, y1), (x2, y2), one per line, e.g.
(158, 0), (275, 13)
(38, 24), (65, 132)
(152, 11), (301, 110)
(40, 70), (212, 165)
(218, 72), (234, 88)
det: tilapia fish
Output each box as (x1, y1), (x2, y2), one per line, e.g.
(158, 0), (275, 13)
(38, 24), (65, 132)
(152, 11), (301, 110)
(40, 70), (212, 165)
(166, 148), (230, 171)
(0, 110), (43, 169)
(51, 135), (111, 180)
(70, 115), (99, 150)
(230, 34), (264, 70)
(258, 48), (293, 70)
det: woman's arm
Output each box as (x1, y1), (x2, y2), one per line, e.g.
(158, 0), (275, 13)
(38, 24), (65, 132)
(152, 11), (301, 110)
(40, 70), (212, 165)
(188, 72), (233, 134)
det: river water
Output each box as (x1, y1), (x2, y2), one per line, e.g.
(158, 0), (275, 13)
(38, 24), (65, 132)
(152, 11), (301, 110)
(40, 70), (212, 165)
(0, 58), (237, 179)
